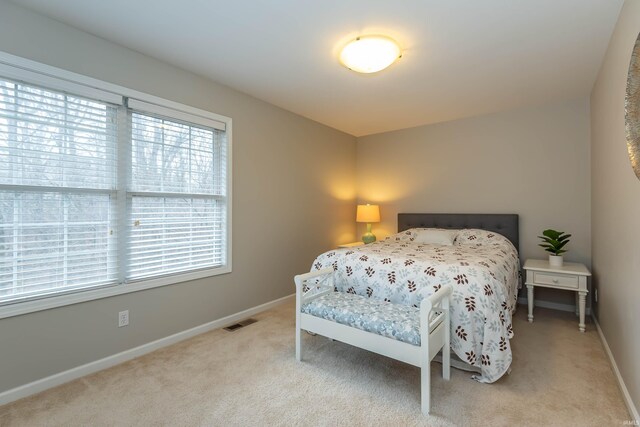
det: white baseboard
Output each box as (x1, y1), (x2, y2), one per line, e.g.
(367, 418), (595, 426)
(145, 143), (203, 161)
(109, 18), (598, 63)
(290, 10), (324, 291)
(517, 297), (592, 316)
(0, 293), (295, 406)
(593, 315), (639, 423)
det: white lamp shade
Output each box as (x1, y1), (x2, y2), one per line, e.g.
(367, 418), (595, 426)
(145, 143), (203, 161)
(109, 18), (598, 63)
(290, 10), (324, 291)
(356, 204), (380, 223)
(339, 35), (401, 74)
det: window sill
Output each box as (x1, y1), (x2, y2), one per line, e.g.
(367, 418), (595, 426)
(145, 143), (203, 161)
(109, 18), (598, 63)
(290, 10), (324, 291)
(0, 266), (232, 320)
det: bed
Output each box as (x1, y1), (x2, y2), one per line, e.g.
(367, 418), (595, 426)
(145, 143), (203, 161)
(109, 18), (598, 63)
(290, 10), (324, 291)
(309, 213), (520, 383)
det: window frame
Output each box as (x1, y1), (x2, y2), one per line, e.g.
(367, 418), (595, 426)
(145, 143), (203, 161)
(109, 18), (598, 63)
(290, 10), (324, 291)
(0, 51), (233, 320)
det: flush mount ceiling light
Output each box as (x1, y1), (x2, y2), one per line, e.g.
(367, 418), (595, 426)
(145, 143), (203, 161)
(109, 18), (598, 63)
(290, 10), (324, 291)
(339, 35), (402, 74)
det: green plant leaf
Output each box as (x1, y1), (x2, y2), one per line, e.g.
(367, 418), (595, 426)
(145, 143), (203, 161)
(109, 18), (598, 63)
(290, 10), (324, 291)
(539, 229), (570, 255)
(543, 229), (561, 239)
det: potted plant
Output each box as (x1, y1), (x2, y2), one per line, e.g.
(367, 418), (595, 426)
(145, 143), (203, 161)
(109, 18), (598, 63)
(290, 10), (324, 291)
(538, 229), (571, 267)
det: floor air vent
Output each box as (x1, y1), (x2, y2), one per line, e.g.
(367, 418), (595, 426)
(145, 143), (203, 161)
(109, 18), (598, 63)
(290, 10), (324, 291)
(223, 318), (257, 332)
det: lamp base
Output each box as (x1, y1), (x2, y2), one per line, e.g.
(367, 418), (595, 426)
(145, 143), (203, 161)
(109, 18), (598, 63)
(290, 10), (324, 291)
(362, 232), (376, 244)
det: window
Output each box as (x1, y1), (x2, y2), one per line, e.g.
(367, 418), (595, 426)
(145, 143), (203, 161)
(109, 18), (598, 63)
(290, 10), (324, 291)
(127, 106), (227, 281)
(0, 55), (231, 312)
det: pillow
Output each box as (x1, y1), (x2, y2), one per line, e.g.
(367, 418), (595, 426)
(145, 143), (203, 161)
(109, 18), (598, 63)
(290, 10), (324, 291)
(383, 230), (415, 242)
(455, 229), (508, 246)
(412, 228), (457, 245)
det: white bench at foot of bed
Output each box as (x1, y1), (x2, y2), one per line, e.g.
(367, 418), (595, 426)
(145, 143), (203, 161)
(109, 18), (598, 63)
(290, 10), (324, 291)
(294, 268), (452, 415)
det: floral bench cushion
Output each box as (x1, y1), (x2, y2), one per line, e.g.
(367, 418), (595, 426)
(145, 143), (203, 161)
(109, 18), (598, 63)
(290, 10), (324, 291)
(301, 292), (422, 346)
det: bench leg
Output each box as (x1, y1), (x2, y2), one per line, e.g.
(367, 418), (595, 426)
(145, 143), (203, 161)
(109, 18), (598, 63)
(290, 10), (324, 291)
(442, 350), (450, 381)
(295, 314), (302, 361)
(295, 282), (302, 361)
(421, 361), (430, 415)
(443, 311), (451, 381)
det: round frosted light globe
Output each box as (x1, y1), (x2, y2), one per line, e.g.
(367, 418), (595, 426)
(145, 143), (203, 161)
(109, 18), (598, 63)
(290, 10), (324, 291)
(339, 35), (402, 74)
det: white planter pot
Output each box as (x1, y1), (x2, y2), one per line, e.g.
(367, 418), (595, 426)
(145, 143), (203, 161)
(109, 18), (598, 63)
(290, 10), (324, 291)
(549, 255), (564, 267)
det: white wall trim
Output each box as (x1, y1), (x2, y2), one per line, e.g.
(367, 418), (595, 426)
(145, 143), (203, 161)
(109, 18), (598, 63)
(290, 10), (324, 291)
(593, 315), (639, 423)
(517, 297), (592, 316)
(0, 293), (294, 406)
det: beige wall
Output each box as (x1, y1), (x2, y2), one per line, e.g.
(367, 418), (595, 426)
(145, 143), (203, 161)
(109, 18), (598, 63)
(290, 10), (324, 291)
(0, 1), (357, 393)
(357, 98), (592, 306)
(591, 0), (640, 415)
(1, 0), (635, 411)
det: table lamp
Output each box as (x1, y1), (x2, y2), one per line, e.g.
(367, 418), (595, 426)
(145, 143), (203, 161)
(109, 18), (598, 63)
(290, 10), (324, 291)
(356, 204), (380, 244)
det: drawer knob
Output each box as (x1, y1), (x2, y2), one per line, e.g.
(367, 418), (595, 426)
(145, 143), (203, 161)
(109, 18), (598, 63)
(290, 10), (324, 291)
(552, 279), (559, 284)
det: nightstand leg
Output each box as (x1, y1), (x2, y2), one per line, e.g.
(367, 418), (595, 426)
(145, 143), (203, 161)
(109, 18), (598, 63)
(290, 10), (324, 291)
(575, 293), (579, 317)
(578, 292), (587, 332)
(527, 284), (534, 322)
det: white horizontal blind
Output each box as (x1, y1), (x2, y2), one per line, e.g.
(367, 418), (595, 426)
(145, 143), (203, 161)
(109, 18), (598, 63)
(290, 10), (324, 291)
(127, 111), (227, 280)
(0, 78), (118, 304)
(0, 60), (231, 309)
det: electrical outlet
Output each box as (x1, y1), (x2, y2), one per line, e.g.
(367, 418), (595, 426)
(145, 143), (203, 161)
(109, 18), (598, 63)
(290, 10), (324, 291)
(118, 310), (129, 327)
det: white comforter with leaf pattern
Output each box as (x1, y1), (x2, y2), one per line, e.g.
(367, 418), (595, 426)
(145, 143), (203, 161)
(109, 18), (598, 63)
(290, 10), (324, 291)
(310, 228), (520, 383)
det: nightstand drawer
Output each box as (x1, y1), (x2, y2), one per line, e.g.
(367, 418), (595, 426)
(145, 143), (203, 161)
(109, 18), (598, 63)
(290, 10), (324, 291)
(533, 271), (579, 289)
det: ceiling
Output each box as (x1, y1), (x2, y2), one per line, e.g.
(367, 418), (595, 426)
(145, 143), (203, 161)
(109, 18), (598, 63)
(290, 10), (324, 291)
(10, 0), (623, 136)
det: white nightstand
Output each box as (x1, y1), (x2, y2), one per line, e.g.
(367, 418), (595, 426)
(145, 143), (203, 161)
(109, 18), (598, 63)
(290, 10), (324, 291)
(337, 242), (365, 248)
(523, 259), (591, 332)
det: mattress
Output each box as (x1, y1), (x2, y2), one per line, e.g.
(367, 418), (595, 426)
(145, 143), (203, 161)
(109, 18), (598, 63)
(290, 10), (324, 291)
(309, 228), (520, 383)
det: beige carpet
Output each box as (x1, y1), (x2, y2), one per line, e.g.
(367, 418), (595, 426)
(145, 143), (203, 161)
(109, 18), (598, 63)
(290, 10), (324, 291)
(0, 302), (630, 426)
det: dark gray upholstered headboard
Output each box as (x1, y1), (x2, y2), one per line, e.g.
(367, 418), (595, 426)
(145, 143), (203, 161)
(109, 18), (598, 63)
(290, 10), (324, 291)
(398, 213), (519, 252)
